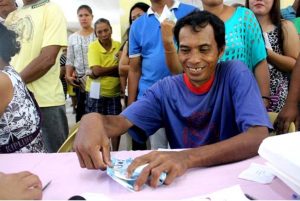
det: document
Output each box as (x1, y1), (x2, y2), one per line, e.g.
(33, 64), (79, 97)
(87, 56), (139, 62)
(89, 81), (100, 99)
(159, 5), (177, 23)
(238, 163), (275, 184)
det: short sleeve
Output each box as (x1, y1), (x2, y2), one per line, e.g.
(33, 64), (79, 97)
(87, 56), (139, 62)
(245, 9), (267, 68)
(121, 84), (163, 142)
(128, 21), (142, 58)
(42, 4), (67, 48)
(229, 62), (272, 131)
(87, 43), (100, 67)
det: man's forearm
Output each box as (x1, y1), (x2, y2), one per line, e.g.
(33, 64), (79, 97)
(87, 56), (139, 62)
(20, 45), (61, 83)
(183, 127), (269, 168)
(20, 55), (57, 84)
(91, 65), (119, 78)
(163, 41), (183, 74)
(103, 115), (133, 138)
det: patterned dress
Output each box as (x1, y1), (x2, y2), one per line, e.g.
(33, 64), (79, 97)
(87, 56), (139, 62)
(0, 66), (46, 153)
(267, 27), (289, 112)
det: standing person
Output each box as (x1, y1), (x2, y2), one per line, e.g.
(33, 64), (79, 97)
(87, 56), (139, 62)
(5, 0), (68, 153)
(65, 5), (96, 122)
(162, 0), (270, 108)
(86, 18), (121, 151)
(275, 54), (300, 134)
(119, 2), (150, 150)
(246, 0), (299, 113)
(73, 11), (271, 190)
(0, 0), (17, 23)
(128, 0), (196, 150)
(0, 23), (46, 153)
(119, 2), (149, 105)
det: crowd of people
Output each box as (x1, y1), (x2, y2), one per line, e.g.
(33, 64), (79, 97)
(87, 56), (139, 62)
(1, 0), (300, 199)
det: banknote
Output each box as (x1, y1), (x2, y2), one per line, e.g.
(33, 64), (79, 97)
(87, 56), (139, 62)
(107, 158), (167, 191)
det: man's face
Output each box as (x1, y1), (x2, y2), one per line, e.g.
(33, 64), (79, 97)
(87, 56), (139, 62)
(0, 0), (16, 18)
(178, 24), (224, 87)
(95, 22), (112, 44)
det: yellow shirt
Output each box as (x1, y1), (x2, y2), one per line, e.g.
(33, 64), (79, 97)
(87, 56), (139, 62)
(87, 40), (120, 97)
(5, 0), (67, 107)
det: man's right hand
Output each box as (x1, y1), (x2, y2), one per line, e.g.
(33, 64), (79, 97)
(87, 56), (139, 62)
(73, 113), (112, 170)
(65, 74), (79, 87)
(65, 66), (79, 87)
(274, 102), (300, 134)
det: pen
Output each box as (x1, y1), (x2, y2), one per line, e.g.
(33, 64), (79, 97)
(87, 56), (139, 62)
(42, 180), (52, 191)
(292, 193), (300, 200)
(244, 193), (257, 200)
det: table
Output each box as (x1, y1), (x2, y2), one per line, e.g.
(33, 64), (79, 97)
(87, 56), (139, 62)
(0, 151), (294, 200)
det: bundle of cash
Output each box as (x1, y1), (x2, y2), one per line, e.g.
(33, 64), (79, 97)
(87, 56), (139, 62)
(107, 158), (167, 192)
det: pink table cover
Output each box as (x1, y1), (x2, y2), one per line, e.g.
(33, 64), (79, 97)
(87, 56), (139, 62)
(0, 151), (293, 200)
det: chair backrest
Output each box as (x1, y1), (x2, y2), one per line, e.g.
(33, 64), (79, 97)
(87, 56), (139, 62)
(268, 112), (296, 134)
(57, 122), (80, 153)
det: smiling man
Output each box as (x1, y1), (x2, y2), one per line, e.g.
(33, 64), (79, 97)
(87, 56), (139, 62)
(74, 10), (272, 191)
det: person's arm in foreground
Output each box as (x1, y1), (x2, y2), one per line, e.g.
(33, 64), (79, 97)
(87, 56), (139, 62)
(74, 112), (268, 190)
(161, 19), (183, 74)
(73, 113), (133, 170)
(274, 54), (300, 133)
(127, 126), (268, 191)
(0, 171), (42, 200)
(20, 45), (61, 84)
(254, 59), (271, 107)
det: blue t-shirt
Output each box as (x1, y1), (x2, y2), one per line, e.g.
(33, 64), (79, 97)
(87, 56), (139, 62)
(129, 3), (196, 99)
(281, 6), (296, 21)
(122, 60), (272, 148)
(220, 7), (267, 71)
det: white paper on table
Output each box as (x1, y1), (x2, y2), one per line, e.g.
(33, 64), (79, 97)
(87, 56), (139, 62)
(180, 185), (250, 201)
(238, 163), (275, 184)
(89, 81), (100, 99)
(159, 5), (177, 23)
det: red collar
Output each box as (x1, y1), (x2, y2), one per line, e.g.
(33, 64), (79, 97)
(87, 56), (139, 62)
(183, 73), (215, 95)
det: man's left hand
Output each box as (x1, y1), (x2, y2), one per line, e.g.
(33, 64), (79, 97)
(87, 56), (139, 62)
(127, 151), (189, 191)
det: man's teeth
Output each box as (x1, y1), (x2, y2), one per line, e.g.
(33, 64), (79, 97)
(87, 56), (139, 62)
(187, 66), (204, 72)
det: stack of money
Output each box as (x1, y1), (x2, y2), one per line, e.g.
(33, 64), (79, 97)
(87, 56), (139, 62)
(107, 158), (167, 191)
